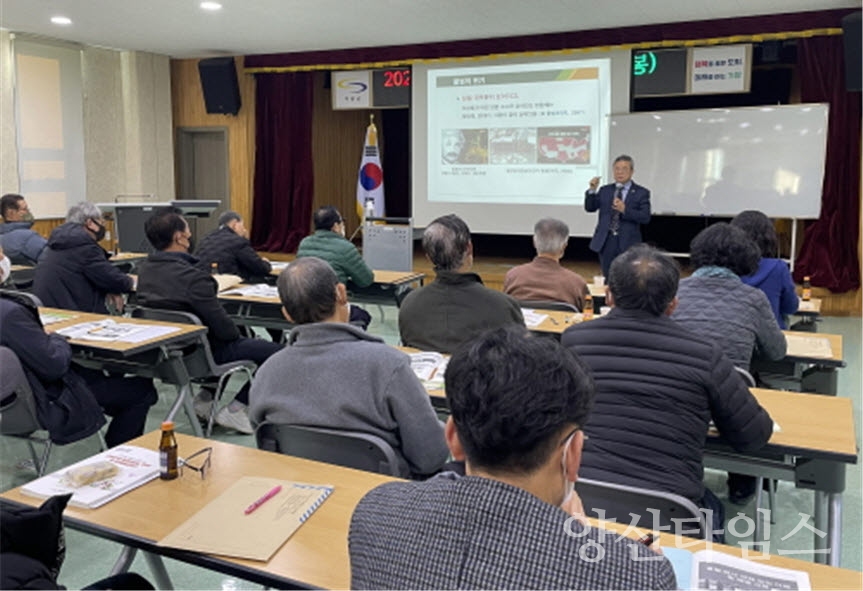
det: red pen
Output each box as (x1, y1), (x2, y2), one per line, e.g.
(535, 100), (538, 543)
(244, 485), (282, 515)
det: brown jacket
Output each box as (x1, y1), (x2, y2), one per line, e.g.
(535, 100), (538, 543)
(503, 256), (589, 310)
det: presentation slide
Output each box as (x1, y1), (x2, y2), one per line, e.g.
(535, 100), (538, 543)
(413, 52), (631, 236)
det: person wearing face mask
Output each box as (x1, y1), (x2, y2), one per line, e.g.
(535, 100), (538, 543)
(33, 202), (134, 315)
(349, 326), (674, 590)
(135, 207), (283, 434)
(296, 205), (373, 329)
(193, 210), (272, 282)
(249, 256), (447, 477)
(0, 193), (48, 265)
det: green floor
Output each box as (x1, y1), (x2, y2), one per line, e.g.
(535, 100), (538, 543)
(1, 310), (860, 589)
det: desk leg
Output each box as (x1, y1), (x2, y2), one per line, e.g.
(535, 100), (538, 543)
(801, 367), (837, 395)
(143, 551), (174, 590)
(109, 546), (137, 575)
(813, 491), (829, 564)
(828, 493), (842, 567)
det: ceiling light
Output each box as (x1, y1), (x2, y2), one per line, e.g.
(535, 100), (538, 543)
(51, 16), (72, 25)
(200, 1), (222, 10)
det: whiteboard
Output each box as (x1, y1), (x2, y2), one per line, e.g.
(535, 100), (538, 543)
(609, 104), (828, 218)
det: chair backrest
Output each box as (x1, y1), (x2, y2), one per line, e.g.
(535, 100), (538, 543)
(734, 366), (757, 387)
(0, 346), (42, 436)
(519, 300), (579, 313)
(130, 307), (215, 378)
(255, 422), (406, 478)
(576, 477), (710, 540)
(0, 289), (43, 308)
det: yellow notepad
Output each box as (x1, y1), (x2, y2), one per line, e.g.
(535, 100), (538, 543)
(158, 476), (333, 561)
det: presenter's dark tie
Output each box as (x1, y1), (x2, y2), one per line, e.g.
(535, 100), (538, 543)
(610, 185), (623, 235)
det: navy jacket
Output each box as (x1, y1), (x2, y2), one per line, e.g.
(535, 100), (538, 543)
(0, 292), (105, 444)
(0, 221), (48, 265)
(741, 258), (799, 329)
(562, 308), (773, 503)
(33, 223), (133, 314)
(193, 226), (271, 281)
(584, 182), (651, 253)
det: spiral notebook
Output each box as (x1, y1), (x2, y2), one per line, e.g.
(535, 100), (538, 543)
(158, 476), (333, 561)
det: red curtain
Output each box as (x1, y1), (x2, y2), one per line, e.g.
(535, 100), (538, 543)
(250, 72), (315, 252)
(792, 36), (861, 293)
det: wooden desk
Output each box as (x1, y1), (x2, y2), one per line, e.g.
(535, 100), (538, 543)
(752, 331), (845, 395)
(217, 286), (290, 332)
(110, 251), (148, 263)
(705, 388), (858, 567)
(10, 263), (33, 272)
(407, 368), (858, 568)
(522, 307), (607, 337)
(41, 307), (206, 357)
(40, 307), (210, 437)
(0, 431), (395, 589)
(588, 283), (607, 299)
(595, 519), (862, 590)
(1, 431), (857, 590)
(790, 298), (823, 332)
(371, 270), (425, 286)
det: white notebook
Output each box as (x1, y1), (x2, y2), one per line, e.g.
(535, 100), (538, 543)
(21, 445), (160, 509)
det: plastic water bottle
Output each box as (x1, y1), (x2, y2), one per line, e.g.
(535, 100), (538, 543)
(364, 198), (375, 222)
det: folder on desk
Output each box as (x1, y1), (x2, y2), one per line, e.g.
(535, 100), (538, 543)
(158, 476), (333, 561)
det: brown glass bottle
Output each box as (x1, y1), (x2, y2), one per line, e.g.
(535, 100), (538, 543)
(801, 276), (812, 301)
(210, 262), (219, 275)
(159, 421), (178, 480)
(583, 294), (594, 320)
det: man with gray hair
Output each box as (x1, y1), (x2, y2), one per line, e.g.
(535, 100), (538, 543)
(193, 210), (272, 281)
(249, 257), (448, 477)
(34, 202), (135, 314)
(504, 217), (589, 310)
(398, 214), (524, 354)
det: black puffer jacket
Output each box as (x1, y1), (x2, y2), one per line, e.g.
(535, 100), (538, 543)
(193, 226), (271, 281)
(33, 223), (132, 314)
(561, 307), (773, 503)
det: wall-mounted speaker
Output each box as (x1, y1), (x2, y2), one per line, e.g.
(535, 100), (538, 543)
(841, 12), (862, 92)
(198, 57), (242, 115)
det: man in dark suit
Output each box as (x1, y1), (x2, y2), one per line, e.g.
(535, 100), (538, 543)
(584, 154), (651, 278)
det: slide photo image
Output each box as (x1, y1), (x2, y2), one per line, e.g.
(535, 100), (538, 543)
(537, 126), (591, 164)
(488, 128), (538, 165)
(442, 129), (488, 165)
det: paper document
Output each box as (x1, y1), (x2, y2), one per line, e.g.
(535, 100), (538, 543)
(214, 274), (244, 292)
(158, 477), (333, 561)
(221, 284), (279, 298)
(785, 334), (833, 359)
(521, 308), (550, 328)
(270, 261), (290, 271)
(796, 300), (816, 312)
(40, 311), (78, 325)
(664, 548), (811, 590)
(409, 352), (449, 387)
(56, 320), (179, 343)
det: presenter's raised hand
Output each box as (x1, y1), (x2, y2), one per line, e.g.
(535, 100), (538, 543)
(588, 176), (600, 192)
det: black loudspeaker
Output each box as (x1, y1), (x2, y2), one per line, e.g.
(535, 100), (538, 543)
(198, 57), (242, 115)
(841, 12), (862, 92)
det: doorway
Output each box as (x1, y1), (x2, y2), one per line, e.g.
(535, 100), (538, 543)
(176, 127), (229, 239)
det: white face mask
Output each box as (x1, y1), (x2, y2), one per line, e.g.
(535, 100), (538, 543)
(0, 255), (10, 283)
(560, 431), (577, 507)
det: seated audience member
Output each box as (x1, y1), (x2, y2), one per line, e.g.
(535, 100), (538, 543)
(672, 223), (786, 505)
(350, 326), (675, 590)
(561, 245), (773, 540)
(673, 223), (786, 372)
(296, 205), (373, 286)
(0, 289), (156, 449)
(296, 205), (373, 328)
(503, 217), (589, 310)
(249, 257), (447, 477)
(731, 210), (798, 328)
(193, 211), (272, 282)
(399, 214), (524, 353)
(136, 207), (282, 434)
(0, 193), (48, 265)
(33, 202), (134, 314)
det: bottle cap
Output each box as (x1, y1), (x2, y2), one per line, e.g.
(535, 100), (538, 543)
(161, 421), (174, 430)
